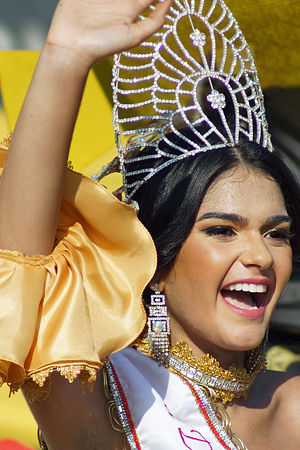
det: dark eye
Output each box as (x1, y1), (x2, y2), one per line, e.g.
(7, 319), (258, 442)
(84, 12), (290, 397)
(264, 228), (294, 242)
(204, 226), (236, 237)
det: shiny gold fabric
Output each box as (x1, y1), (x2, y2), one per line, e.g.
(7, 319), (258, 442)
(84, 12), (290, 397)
(0, 145), (156, 398)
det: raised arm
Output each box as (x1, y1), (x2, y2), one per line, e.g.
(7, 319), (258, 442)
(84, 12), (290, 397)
(0, 0), (171, 256)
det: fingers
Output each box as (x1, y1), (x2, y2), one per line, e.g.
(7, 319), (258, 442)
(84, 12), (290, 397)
(46, 0), (172, 69)
(131, 0), (172, 46)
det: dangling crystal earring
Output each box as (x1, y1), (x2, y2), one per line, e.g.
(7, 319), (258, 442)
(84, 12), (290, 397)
(147, 283), (170, 366)
(248, 326), (269, 374)
(261, 325), (269, 369)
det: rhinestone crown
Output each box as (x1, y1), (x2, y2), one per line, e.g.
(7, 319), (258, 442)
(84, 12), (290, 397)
(112, 0), (272, 199)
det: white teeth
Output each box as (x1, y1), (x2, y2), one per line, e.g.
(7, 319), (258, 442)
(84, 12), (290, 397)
(230, 283), (242, 291)
(226, 283), (267, 293)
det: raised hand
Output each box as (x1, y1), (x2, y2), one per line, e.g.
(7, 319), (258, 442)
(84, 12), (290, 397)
(46, 0), (172, 70)
(0, 0), (171, 256)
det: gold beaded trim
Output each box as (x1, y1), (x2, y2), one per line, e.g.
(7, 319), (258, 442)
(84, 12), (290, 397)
(169, 341), (261, 384)
(0, 248), (53, 266)
(21, 365), (97, 402)
(0, 133), (12, 149)
(133, 337), (265, 404)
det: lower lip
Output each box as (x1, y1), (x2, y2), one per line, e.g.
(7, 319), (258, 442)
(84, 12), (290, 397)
(221, 294), (266, 319)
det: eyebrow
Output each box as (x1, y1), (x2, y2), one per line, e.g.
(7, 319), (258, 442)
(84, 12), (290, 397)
(265, 215), (292, 226)
(196, 212), (292, 226)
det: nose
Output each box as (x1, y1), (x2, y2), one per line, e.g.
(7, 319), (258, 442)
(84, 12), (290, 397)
(241, 233), (274, 270)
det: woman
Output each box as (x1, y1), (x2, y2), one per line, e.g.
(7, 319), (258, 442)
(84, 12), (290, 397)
(1, 0), (300, 449)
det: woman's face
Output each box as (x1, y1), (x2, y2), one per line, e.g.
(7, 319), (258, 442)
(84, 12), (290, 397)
(160, 167), (293, 361)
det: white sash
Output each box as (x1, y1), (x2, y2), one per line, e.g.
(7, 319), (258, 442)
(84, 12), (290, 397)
(109, 348), (237, 450)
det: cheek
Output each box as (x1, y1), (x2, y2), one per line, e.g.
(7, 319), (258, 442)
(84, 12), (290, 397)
(167, 242), (234, 295)
(180, 240), (235, 274)
(275, 247), (293, 287)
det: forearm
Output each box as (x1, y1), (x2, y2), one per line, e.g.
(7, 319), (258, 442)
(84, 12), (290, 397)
(0, 45), (90, 255)
(0, 0), (171, 256)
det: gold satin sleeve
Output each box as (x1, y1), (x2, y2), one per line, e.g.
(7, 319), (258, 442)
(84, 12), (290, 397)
(0, 143), (157, 400)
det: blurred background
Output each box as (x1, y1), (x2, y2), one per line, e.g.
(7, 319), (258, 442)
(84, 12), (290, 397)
(0, 0), (56, 50)
(1, 1), (300, 449)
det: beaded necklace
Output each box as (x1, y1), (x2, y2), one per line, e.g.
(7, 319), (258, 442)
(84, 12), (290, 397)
(132, 337), (266, 405)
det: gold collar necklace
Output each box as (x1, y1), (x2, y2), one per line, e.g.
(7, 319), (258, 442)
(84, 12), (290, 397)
(132, 337), (266, 404)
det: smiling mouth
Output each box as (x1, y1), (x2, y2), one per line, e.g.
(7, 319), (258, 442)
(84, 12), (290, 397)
(221, 283), (268, 310)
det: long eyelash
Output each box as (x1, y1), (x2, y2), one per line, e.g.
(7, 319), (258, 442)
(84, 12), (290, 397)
(267, 229), (295, 240)
(204, 226), (235, 236)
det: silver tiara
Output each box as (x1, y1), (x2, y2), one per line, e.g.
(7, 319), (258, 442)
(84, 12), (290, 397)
(112, 0), (272, 199)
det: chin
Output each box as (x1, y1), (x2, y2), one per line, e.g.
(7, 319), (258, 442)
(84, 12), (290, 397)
(220, 327), (267, 352)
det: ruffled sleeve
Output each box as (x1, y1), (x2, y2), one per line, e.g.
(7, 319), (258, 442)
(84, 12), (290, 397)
(0, 143), (156, 400)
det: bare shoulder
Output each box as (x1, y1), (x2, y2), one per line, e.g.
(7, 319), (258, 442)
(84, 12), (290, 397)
(257, 368), (300, 390)
(267, 369), (300, 416)
(230, 369), (300, 449)
(256, 370), (300, 445)
(260, 369), (300, 405)
(24, 369), (122, 450)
